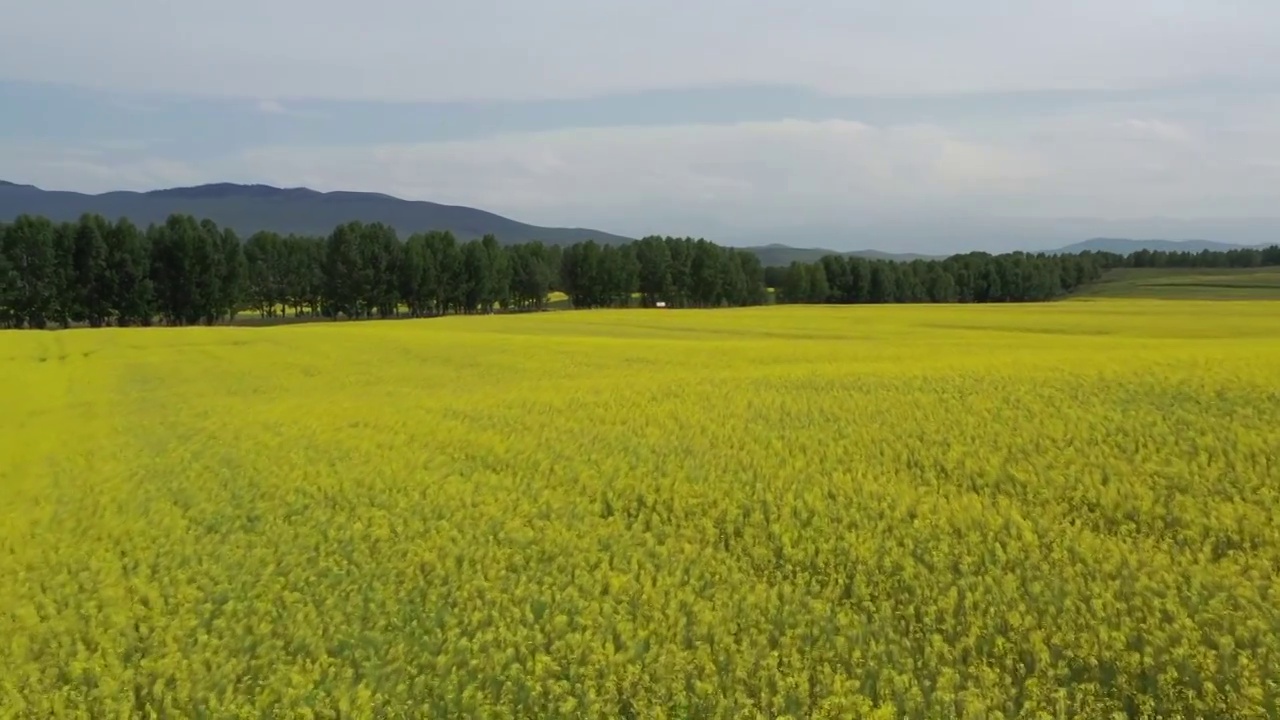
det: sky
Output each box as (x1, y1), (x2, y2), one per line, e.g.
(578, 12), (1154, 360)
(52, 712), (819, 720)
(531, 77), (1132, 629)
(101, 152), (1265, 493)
(2, 0), (1280, 251)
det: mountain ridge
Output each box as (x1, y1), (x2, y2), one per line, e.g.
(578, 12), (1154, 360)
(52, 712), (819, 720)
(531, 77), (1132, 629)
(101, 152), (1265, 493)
(2, 181), (1273, 265)
(1047, 237), (1266, 255)
(744, 238), (1274, 266)
(0, 180), (633, 246)
(738, 243), (943, 266)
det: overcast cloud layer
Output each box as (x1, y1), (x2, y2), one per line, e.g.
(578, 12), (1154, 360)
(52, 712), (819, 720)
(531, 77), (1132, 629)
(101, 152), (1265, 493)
(2, 0), (1279, 251)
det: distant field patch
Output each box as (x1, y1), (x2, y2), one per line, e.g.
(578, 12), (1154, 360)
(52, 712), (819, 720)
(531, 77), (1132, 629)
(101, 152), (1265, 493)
(1071, 266), (1280, 299)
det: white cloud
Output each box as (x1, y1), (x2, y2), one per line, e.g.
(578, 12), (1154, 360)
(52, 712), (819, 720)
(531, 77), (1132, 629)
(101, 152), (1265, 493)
(256, 99), (288, 115)
(219, 114), (1280, 232)
(1117, 119), (1193, 143)
(0, 142), (201, 192)
(2, 0), (1278, 101)
(229, 120), (1046, 232)
(5, 109), (1279, 247)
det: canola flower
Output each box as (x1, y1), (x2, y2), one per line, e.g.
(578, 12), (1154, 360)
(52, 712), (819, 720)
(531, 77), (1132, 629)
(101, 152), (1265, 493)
(2, 299), (1280, 719)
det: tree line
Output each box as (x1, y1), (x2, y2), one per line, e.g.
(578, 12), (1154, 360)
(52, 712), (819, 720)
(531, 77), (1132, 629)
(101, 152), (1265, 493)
(2, 212), (1278, 329)
(765, 252), (1104, 304)
(1098, 246), (1280, 269)
(764, 244), (1280, 305)
(0, 213), (769, 329)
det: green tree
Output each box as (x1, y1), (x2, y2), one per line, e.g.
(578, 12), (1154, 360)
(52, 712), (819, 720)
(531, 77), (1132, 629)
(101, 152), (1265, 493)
(73, 214), (112, 327)
(665, 238), (693, 308)
(868, 262), (894, 303)
(925, 264), (958, 303)
(361, 223), (401, 318)
(735, 251), (768, 306)
(635, 236), (674, 307)
(819, 255), (850, 302)
(1, 215), (57, 328)
(480, 234), (511, 312)
(50, 222), (77, 327)
(778, 261), (811, 304)
(806, 262), (830, 303)
(461, 239), (492, 313)
(220, 228), (248, 321)
(286, 236), (325, 317)
(399, 233), (431, 317)
(244, 231), (286, 317)
(323, 222), (365, 319)
(193, 219), (228, 325)
(718, 249), (748, 306)
(105, 219), (153, 326)
(0, 225), (16, 328)
(426, 231), (464, 315)
(601, 243), (639, 308)
(896, 261), (926, 302)
(689, 240), (723, 308)
(508, 242), (553, 311)
(560, 241), (599, 309)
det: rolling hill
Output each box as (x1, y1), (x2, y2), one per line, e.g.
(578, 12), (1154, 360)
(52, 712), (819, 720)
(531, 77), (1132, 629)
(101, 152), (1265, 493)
(740, 243), (941, 266)
(0, 180), (633, 246)
(0, 180), (942, 264)
(1047, 238), (1263, 255)
(3, 180), (1273, 267)
(740, 239), (1272, 266)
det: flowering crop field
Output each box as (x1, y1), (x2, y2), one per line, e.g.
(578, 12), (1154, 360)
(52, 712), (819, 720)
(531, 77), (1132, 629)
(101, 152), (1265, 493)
(3, 300), (1280, 719)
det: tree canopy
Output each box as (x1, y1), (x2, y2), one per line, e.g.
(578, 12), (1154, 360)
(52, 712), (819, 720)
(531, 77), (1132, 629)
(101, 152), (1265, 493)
(0, 214), (771, 328)
(2, 211), (1277, 328)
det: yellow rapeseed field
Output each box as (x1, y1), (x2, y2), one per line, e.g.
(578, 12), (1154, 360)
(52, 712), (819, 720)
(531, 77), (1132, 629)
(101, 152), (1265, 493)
(3, 300), (1280, 719)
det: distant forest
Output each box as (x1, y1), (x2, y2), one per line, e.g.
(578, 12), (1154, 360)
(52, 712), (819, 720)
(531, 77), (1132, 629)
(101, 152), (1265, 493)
(765, 243), (1280, 305)
(1, 212), (1278, 329)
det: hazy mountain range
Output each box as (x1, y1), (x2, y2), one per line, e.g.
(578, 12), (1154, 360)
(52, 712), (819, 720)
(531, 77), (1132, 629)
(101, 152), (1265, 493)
(741, 244), (943, 266)
(1, 180), (1274, 266)
(1045, 238), (1264, 255)
(750, 238), (1274, 265)
(0, 180), (631, 247)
